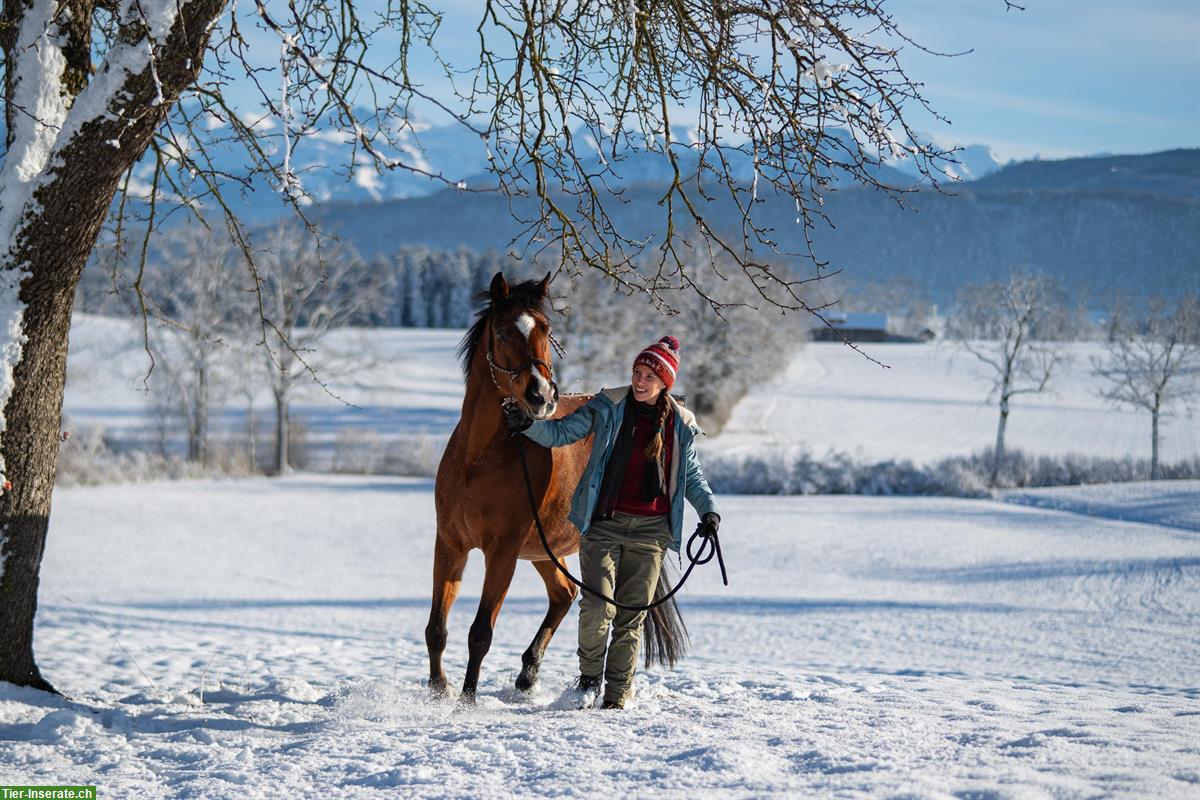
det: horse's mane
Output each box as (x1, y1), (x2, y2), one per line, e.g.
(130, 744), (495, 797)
(457, 278), (550, 378)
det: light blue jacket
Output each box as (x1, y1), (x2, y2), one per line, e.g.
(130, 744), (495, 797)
(523, 386), (720, 552)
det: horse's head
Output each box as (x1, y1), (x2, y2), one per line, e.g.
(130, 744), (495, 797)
(476, 271), (560, 420)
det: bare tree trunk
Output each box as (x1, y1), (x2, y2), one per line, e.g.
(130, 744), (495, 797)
(0, 151), (135, 690)
(196, 359), (209, 467)
(0, 274), (78, 692)
(990, 395), (1010, 488)
(1150, 405), (1160, 481)
(273, 386), (290, 476)
(0, 0), (227, 690)
(246, 396), (257, 472)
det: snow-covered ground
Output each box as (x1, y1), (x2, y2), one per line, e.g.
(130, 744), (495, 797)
(63, 315), (1200, 469)
(62, 315), (465, 451)
(26, 315), (1198, 796)
(709, 341), (1199, 465)
(2, 476), (1197, 798)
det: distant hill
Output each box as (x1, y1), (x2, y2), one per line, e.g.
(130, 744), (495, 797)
(967, 149), (1200, 197)
(311, 148), (1200, 304)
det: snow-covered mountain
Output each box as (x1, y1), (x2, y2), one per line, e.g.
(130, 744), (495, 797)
(1, 101), (991, 224)
(169, 113), (495, 221)
(149, 115), (924, 221)
(889, 141), (1003, 183)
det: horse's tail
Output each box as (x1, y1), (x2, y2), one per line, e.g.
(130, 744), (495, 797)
(642, 563), (690, 668)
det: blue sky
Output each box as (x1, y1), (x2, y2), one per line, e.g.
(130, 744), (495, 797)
(231, 1), (1199, 165)
(886, 0), (1199, 162)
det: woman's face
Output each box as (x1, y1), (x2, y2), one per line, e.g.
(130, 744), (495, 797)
(631, 363), (666, 404)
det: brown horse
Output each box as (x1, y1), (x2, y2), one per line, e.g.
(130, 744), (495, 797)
(426, 272), (590, 700)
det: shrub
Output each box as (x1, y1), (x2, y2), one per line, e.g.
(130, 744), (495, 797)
(702, 446), (1200, 497)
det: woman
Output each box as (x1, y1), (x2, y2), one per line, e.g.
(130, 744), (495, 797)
(504, 335), (721, 709)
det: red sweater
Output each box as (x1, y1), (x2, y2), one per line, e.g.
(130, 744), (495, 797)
(614, 406), (673, 516)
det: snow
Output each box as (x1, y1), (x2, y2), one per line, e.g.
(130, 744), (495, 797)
(9, 317), (1200, 794)
(870, 103), (908, 161)
(806, 59), (848, 90)
(999, 480), (1200, 532)
(0, 272), (27, 494)
(0, 476), (1195, 796)
(49, 0), (184, 151)
(352, 155), (384, 200)
(279, 42), (299, 201)
(62, 317), (465, 456)
(707, 341), (1200, 466)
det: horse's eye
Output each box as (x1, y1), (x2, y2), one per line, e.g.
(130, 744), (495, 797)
(497, 329), (509, 343)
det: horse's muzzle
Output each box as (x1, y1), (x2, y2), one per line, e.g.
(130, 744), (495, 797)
(525, 379), (558, 420)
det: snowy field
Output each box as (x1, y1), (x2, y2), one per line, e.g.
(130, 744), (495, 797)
(708, 341), (1200, 465)
(19, 314), (1197, 797)
(62, 315), (465, 463)
(62, 315), (1200, 467)
(1, 476), (1197, 798)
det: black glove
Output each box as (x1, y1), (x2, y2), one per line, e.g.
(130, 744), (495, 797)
(696, 512), (720, 539)
(502, 399), (533, 435)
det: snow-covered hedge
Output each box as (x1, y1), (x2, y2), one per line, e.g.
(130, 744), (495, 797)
(702, 447), (1200, 497)
(329, 431), (445, 477)
(55, 425), (448, 485)
(55, 427), (257, 486)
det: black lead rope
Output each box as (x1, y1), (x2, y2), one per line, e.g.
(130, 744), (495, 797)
(515, 436), (728, 613)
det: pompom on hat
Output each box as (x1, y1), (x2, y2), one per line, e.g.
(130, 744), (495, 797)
(633, 335), (681, 390)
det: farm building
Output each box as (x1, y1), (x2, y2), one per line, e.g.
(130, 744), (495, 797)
(810, 311), (890, 342)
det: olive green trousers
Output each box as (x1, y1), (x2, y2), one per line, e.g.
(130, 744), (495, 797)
(577, 511), (673, 704)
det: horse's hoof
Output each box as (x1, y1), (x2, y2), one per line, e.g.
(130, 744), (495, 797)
(515, 670), (538, 692)
(452, 694), (478, 714)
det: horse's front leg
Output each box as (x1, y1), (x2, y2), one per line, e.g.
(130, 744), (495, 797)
(516, 557), (578, 691)
(426, 535), (468, 696)
(460, 545), (520, 702)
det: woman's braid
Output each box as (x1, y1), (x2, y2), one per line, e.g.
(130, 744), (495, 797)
(643, 392), (671, 462)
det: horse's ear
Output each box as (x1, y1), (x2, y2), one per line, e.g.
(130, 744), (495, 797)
(537, 272), (551, 297)
(490, 272), (509, 302)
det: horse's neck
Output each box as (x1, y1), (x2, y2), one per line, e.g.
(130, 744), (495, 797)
(458, 363), (510, 456)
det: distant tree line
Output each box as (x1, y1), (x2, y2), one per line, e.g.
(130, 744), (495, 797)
(80, 238), (517, 331)
(76, 230), (806, 470)
(310, 169), (1200, 308)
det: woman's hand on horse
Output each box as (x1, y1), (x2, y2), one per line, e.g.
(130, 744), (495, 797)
(502, 399), (533, 435)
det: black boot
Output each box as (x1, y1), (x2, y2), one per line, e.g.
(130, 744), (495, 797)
(572, 674), (602, 709)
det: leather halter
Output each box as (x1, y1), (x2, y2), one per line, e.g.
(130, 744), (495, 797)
(485, 314), (564, 397)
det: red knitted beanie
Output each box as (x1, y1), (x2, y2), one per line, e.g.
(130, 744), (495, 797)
(633, 336), (680, 390)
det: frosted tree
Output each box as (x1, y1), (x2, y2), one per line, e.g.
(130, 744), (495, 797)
(401, 249), (430, 328)
(140, 228), (244, 464)
(554, 269), (646, 391)
(0, 0), (963, 690)
(948, 272), (1068, 487)
(552, 254), (802, 430)
(1092, 295), (1200, 480)
(252, 224), (384, 475)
